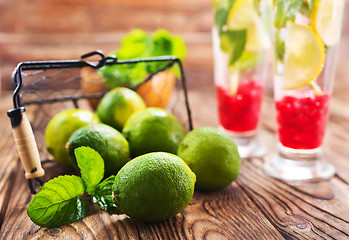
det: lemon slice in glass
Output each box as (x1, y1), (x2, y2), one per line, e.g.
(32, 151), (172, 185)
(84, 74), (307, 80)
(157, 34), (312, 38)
(311, 0), (344, 46)
(282, 23), (325, 90)
(227, 0), (271, 52)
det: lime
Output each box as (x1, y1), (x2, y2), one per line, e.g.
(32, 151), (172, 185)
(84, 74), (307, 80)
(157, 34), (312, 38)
(122, 108), (186, 158)
(45, 109), (100, 166)
(227, 0), (271, 52)
(66, 123), (129, 177)
(282, 23), (325, 90)
(311, 0), (344, 46)
(177, 127), (241, 191)
(112, 152), (196, 222)
(97, 87), (146, 131)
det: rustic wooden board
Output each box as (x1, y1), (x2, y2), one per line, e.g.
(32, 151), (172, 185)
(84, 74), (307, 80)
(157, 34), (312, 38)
(0, 93), (286, 240)
(0, 2), (349, 238)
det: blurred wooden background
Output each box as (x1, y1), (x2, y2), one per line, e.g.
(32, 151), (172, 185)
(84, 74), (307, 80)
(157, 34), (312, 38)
(0, 0), (214, 92)
(0, 0), (348, 93)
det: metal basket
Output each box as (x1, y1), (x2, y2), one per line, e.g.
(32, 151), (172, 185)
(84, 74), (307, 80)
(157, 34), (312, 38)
(7, 50), (193, 194)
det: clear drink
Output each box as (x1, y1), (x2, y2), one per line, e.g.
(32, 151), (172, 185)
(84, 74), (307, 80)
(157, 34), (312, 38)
(264, 0), (345, 180)
(212, 0), (273, 158)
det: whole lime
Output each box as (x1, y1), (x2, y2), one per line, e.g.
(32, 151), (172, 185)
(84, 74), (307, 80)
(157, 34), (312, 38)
(45, 109), (100, 166)
(66, 123), (129, 177)
(112, 152), (196, 222)
(97, 87), (146, 131)
(177, 127), (241, 191)
(122, 108), (186, 158)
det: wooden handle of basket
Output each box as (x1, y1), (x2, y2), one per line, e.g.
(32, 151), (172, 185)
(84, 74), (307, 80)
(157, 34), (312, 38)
(8, 108), (45, 179)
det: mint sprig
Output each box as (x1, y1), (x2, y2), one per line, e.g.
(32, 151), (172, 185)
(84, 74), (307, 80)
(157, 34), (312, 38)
(92, 175), (123, 214)
(27, 147), (120, 228)
(274, 0), (303, 62)
(274, 0), (303, 29)
(98, 29), (187, 89)
(225, 30), (247, 66)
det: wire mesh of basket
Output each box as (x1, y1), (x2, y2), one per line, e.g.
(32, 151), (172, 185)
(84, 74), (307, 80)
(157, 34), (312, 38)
(7, 50), (193, 194)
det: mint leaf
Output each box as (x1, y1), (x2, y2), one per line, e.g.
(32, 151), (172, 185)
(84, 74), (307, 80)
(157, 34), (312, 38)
(214, 8), (229, 34)
(99, 29), (187, 89)
(274, 0), (303, 29)
(27, 175), (89, 228)
(275, 31), (286, 62)
(213, 0), (236, 34)
(92, 175), (123, 214)
(305, 0), (315, 10)
(220, 29), (247, 66)
(75, 146), (104, 195)
(299, 1), (315, 17)
(234, 51), (264, 71)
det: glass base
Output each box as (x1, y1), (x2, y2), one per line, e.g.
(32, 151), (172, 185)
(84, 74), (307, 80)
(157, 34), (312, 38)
(219, 127), (268, 158)
(264, 145), (335, 181)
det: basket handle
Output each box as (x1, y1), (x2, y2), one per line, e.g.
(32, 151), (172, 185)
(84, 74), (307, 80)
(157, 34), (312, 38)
(8, 108), (45, 179)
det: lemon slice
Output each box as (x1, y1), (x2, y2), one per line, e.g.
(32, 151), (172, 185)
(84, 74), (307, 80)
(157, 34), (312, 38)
(311, 0), (344, 46)
(227, 0), (271, 52)
(282, 23), (325, 90)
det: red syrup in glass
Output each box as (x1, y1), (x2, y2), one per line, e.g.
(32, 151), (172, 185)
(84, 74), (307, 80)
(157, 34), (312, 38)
(275, 93), (330, 149)
(216, 80), (264, 133)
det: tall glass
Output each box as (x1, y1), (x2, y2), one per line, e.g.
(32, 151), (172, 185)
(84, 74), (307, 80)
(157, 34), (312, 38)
(212, 0), (273, 158)
(264, 0), (345, 180)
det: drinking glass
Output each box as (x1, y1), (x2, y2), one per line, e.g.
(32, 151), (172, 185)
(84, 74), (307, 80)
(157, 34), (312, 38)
(212, 0), (272, 158)
(264, 0), (345, 181)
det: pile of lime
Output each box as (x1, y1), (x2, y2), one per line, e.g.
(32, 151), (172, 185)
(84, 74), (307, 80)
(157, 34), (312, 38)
(97, 87), (146, 131)
(122, 107), (186, 158)
(66, 123), (129, 177)
(45, 109), (100, 166)
(112, 152), (196, 222)
(178, 127), (241, 191)
(44, 86), (241, 222)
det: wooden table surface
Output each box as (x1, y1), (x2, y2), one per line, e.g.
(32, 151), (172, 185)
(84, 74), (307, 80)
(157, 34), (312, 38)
(1, 1), (349, 239)
(0, 60), (349, 240)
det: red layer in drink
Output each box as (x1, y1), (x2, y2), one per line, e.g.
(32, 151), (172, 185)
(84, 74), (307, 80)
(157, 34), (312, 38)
(216, 80), (264, 133)
(275, 93), (329, 149)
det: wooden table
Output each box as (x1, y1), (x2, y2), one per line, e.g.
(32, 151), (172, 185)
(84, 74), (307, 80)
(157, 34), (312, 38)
(0, 1), (349, 238)
(0, 65), (349, 239)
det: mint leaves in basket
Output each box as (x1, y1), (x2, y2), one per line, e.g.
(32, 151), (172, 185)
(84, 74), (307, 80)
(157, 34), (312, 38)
(98, 29), (187, 89)
(27, 147), (119, 228)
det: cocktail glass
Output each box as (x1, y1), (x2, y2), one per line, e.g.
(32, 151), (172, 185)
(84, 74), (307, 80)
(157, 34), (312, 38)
(212, 0), (272, 158)
(264, 0), (345, 181)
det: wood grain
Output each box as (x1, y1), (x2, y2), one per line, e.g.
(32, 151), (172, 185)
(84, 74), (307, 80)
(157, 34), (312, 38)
(0, 93), (285, 240)
(1, 1), (349, 239)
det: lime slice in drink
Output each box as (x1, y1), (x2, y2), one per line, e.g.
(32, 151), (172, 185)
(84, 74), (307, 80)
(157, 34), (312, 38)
(227, 0), (271, 52)
(282, 23), (325, 90)
(311, 0), (344, 46)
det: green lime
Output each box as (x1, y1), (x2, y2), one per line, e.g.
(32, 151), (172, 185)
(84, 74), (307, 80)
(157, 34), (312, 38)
(177, 127), (241, 191)
(97, 87), (146, 131)
(66, 123), (129, 177)
(122, 108), (186, 158)
(45, 109), (100, 166)
(112, 152), (196, 222)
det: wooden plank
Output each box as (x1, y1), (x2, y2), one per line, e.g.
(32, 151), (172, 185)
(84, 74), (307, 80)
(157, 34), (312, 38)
(242, 96), (349, 239)
(237, 158), (349, 239)
(0, 92), (285, 239)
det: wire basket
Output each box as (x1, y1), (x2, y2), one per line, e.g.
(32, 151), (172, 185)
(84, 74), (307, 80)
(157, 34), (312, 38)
(7, 50), (193, 194)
